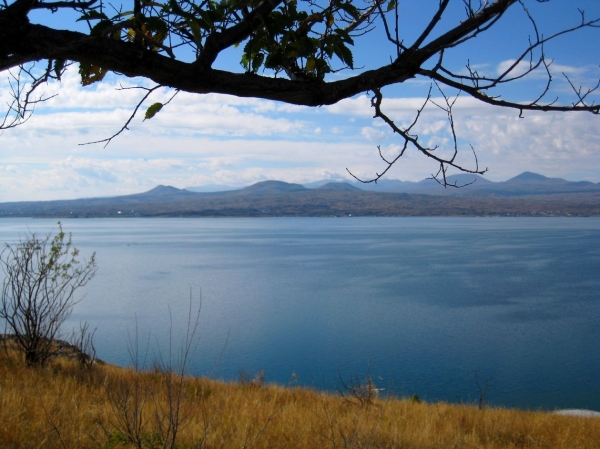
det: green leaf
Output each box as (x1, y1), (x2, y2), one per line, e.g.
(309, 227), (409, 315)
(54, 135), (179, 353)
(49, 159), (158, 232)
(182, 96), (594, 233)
(90, 19), (114, 36)
(113, 10), (134, 19)
(145, 16), (169, 44)
(386, 0), (397, 12)
(53, 59), (65, 81)
(287, 36), (316, 58)
(252, 52), (265, 73)
(168, 0), (189, 18)
(187, 19), (202, 44)
(334, 28), (354, 45)
(76, 10), (109, 22)
(264, 51), (284, 70)
(339, 1), (360, 19)
(144, 102), (164, 120)
(333, 43), (354, 69)
(199, 10), (214, 30)
(241, 52), (249, 70)
(326, 11), (334, 27)
(79, 62), (108, 86)
(146, 17), (168, 33)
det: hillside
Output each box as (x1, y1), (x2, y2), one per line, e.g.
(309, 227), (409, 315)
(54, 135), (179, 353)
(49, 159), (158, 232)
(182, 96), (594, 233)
(1, 173), (599, 218)
(315, 173), (600, 197)
(1, 346), (599, 449)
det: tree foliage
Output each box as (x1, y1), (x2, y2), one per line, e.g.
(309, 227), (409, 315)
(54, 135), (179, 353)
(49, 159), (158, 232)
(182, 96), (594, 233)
(0, 0), (599, 184)
(0, 223), (97, 366)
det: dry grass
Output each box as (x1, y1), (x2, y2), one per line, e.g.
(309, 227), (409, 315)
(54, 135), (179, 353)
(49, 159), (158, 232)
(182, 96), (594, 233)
(0, 348), (598, 449)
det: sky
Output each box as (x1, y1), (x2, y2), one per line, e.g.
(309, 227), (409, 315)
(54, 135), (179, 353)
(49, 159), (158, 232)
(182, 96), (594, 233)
(1, 0), (599, 202)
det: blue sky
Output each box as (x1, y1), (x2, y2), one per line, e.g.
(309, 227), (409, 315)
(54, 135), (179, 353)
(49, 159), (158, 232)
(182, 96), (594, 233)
(1, 0), (599, 202)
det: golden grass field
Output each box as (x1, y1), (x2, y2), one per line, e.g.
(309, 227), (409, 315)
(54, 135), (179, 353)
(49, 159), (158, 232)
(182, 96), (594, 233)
(1, 346), (599, 449)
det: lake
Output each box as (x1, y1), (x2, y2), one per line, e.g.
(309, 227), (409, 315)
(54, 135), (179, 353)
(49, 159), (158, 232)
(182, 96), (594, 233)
(0, 217), (599, 411)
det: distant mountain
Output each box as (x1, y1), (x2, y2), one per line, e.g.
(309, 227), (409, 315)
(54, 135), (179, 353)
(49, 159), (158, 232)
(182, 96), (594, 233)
(185, 184), (239, 193)
(469, 172), (600, 197)
(397, 174), (492, 194)
(419, 173), (493, 187)
(303, 174), (491, 194)
(317, 182), (361, 191)
(184, 172), (598, 197)
(349, 172), (600, 197)
(302, 179), (346, 189)
(134, 185), (196, 197)
(506, 171), (551, 183)
(239, 180), (308, 194)
(1, 177), (598, 218)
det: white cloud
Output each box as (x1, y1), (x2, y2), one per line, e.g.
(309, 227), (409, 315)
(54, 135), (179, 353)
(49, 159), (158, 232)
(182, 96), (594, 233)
(0, 164), (19, 173)
(496, 59), (537, 78)
(0, 135), (389, 201)
(1, 62), (599, 202)
(456, 110), (600, 179)
(361, 127), (387, 141)
(326, 95), (372, 116)
(199, 156), (244, 170)
(420, 120), (447, 135)
(496, 59), (590, 81)
(38, 69), (151, 110)
(326, 94), (503, 119)
(426, 136), (450, 149)
(546, 63), (587, 76)
(0, 67), (311, 142)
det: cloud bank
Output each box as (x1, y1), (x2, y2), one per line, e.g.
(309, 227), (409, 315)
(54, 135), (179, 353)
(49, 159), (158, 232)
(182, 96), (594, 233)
(1, 67), (599, 202)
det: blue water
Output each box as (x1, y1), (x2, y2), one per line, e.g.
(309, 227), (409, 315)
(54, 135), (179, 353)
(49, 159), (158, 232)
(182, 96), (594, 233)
(1, 217), (599, 411)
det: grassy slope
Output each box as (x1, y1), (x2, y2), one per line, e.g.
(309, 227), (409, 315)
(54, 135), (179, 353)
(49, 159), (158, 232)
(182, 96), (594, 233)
(1, 351), (599, 449)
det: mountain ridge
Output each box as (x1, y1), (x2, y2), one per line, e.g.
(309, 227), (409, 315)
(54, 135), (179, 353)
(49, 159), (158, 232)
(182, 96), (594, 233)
(1, 172), (598, 218)
(186, 172), (599, 197)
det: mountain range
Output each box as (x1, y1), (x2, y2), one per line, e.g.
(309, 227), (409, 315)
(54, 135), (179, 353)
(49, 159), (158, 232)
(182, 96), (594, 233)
(187, 172), (600, 196)
(1, 172), (598, 218)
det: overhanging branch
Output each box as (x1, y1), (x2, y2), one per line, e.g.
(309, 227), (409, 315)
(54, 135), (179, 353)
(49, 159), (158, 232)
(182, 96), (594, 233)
(422, 69), (600, 114)
(348, 87), (487, 187)
(0, 0), (598, 182)
(196, 0), (285, 68)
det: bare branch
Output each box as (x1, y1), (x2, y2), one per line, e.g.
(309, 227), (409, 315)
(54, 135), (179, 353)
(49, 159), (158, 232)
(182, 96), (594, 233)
(348, 86), (487, 186)
(1, 64), (59, 131)
(424, 1), (600, 115)
(418, 0), (518, 55)
(423, 68), (600, 114)
(409, 0), (451, 51)
(376, 0), (406, 55)
(343, 0), (385, 36)
(79, 85), (180, 147)
(564, 72), (600, 109)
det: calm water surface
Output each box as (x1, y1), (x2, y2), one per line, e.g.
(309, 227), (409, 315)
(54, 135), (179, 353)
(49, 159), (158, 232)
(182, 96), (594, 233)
(1, 217), (599, 411)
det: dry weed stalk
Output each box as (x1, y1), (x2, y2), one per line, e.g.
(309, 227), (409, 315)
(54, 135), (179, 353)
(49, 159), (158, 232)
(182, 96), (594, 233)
(2, 315), (600, 448)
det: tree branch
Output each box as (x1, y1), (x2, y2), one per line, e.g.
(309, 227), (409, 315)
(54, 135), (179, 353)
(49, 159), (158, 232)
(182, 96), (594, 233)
(409, 0), (451, 51)
(0, 0), (598, 182)
(83, 85), (159, 146)
(347, 87), (487, 186)
(30, 0), (97, 11)
(418, 0), (517, 57)
(2, 0), (597, 112)
(196, 0), (284, 68)
(422, 68), (599, 114)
